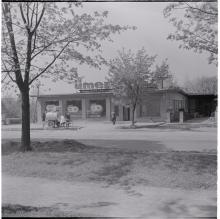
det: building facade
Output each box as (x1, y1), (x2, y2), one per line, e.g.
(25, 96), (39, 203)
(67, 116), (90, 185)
(36, 86), (192, 123)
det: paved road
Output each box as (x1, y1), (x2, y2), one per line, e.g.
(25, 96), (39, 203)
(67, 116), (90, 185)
(2, 174), (216, 217)
(2, 123), (217, 152)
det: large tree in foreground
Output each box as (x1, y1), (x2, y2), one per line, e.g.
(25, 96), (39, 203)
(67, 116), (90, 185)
(164, 2), (217, 65)
(2, 2), (133, 151)
(108, 48), (170, 126)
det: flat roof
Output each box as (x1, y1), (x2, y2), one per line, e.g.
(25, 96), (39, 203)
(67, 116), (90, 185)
(36, 92), (113, 99)
(34, 87), (190, 98)
(186, 93), (217, 96)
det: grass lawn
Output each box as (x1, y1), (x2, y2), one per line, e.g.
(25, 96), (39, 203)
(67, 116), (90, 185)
(2, 139), (217, 217)
(2, 139), (216, 189)
(2, 204), (70, 217)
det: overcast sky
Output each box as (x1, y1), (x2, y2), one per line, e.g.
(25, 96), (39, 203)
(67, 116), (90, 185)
(38, 2), (217, 95)
(5, 2), (217, 96)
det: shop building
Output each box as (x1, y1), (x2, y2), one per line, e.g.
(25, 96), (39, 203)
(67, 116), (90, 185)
(36, 82), (210, 123)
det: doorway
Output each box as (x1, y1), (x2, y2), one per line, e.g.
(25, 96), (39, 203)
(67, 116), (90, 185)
(123, 106), (130, 121)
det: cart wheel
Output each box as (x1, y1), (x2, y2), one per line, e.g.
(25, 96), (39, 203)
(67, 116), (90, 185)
(48, 121), (54, 127)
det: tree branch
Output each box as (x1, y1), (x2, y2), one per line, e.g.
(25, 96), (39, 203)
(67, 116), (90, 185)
(30, 3), (36, 28)
(30, 35), (77, 60)
(31, 41), (54, 60)
(185, 3), (218, 16)
(29, 41), (71, 85)
(2, 59), (16, 83)
(26, 3), (30, 27)
(19, 3), (27, 28)
(1, 73), (8, 83)
(31, 3), (45, 34)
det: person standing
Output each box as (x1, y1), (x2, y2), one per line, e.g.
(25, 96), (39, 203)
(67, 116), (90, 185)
(65, 112), (71, 127)
(111, 112), (117, 125)
(60, 115), (66, 127)
(56, 110), (61, 128)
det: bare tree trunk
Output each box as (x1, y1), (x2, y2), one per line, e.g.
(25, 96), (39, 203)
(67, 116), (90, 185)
(131, 104), (136, 126)
(20, 88), (32, 151)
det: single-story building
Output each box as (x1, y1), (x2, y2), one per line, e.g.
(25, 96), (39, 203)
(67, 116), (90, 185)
(35, 82), (217, 123)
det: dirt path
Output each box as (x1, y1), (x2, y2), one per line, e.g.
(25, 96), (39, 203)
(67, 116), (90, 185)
(2, 174), (216, 217)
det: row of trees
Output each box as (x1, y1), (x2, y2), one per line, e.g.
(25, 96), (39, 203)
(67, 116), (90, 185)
(2, 2), (217, 151)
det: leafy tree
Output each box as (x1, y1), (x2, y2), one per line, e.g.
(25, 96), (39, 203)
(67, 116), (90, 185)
(183, 76), (217, 94)
(2, 2), (134, 151)
(164, 2), (217, 65)
(108, 48), (157, 126)
(154, 59), (175, 89)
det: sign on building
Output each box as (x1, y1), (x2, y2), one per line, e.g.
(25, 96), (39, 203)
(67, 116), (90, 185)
(75, 81), (111, 90)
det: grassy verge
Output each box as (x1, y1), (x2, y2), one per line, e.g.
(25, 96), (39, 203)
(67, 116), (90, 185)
(2, 204), (94, 217)
(2, 140), (216, 191)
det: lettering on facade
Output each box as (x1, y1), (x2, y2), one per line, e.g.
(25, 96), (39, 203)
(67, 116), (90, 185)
(75, 81), (111, 90)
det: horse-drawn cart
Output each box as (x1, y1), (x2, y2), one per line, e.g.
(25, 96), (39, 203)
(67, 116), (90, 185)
(46, 112), (59, 127)
(45, 112), (71, 128)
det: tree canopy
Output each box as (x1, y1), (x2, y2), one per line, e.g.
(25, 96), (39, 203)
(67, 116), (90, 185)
(108, 48), (171, 125)
(164, 2), (217, 65)
(2, 2), (135, 151)
(2, 2), (134, 89)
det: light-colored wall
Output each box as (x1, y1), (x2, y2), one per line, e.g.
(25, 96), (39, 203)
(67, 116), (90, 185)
(37, 100), (42, 123)
(160, 93), (167, 120)
(82, 98), (87, 119)
(118, 105), (123, 121)
(106, 97), (111, 121)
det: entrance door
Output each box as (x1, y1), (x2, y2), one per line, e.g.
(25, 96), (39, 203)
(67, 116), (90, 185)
(123, 106), (130, 121)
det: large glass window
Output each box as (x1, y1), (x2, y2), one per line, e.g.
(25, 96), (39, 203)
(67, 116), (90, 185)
(45, 101), (59, 112)
(88, 99), (106, 118)
(66, 100), (82, 118)
(173, 100), (185, 112)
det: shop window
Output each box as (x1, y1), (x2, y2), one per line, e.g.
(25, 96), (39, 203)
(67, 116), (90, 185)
(173, 100), (185, 112)
(66, 100), (82, 116)
(45, 101), (59, 112)
(88, 99), (106, 118)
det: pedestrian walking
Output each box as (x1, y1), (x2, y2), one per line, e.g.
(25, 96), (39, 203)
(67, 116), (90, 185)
(111, 111), (117, 125)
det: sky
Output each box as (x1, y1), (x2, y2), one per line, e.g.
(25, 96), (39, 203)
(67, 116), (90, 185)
(3, 2), (218, 96)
